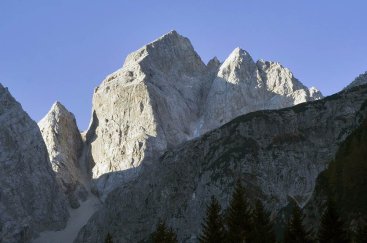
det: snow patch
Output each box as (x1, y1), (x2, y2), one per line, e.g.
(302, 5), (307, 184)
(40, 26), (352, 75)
(193, 118), (204, 138)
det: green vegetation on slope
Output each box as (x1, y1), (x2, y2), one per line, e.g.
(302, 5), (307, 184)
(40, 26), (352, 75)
(326, 120), (367, 217)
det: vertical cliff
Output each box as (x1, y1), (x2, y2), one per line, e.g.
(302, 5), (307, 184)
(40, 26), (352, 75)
(38, 102), (87, 209)
(0, 85), (69, 243)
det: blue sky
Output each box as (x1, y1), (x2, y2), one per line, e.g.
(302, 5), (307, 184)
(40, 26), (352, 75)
(1, 1), (366, 130)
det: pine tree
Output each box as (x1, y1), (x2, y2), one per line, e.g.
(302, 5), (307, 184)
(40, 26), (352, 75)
(166, 228), (178, 243)
(226, 179), (253, 243)
(251, 200), (275, 243)
(355, 223), (367, 243)
(150, 220), (178, 243)
(284, 204), (310, 243)
(317, 199), (348, 243)
(104, 232), (113, 243)
(199, 196), (226, 243)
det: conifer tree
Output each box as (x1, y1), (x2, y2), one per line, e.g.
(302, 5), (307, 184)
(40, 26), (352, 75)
(284, 204), (310, 243)
(104, 232), (113, 243)
(199, 196), (226, 243)
(355, 223), (367, 243)
(226, 179), (253, 243)
(318, 199), (348, 243)
(251, 200), (275, 243)
(150, 220), (178, 243)
(165, 228), (178, 243)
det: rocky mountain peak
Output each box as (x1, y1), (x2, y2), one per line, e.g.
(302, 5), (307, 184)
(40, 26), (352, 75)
(50, 101), (69, 113)
(345, 71), (367, 90)
(207, 56), (221, 69)
(103, 30), (206, 88)
(218, 47), (257, 83)
(41, 102), (78, 128)
(85, 32), (324, 196)
(39, 101), (86, 209)
(309, 86), (323, 99)
(86, 31), (212, 194)
(126, 30), (204, 71)
(206, 56), (221, 78)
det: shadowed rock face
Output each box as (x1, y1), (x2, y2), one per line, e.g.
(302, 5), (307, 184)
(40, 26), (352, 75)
(85, 31), (322, 196)
(75, 83), (367, 242)
(304, 116), (367, 236)
(0, 85), (69, 243)
(38, 102), (87, 209)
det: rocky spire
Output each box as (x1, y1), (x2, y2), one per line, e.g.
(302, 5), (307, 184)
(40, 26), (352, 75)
(217, 47), (257, 84)
(85, 30), (212, 196)
(39, 101), (87, 209)
(201, 49), (323, 134)
(207, 56), (221, 74)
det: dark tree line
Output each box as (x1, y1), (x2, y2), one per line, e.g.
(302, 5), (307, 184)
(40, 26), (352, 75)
(105, 180), (366, 242)
(198, 180), (358, 243)
(199, 180), (275, 243)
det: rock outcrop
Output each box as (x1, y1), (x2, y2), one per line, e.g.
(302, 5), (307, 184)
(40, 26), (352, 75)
(76, 83), (367, 242)
(85, 31), (322, 196)
(201, 49), (323, 133)
(0, 85), (69, 243)
(38, 102), (87, 209)
(85, 31), (213, 195)
(345, 71), (367, 89)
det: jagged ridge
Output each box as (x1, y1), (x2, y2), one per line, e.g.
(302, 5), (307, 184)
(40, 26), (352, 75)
(84, 31), (322, 197)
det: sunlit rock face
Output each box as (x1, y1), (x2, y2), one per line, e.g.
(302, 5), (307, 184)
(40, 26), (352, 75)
(75, 82), (367, 243)
(0, 85), (69, 243)
(201, 49), (323, 133)
(38, 102), (87, 209)
(85, 31), (322, 197)
(85, 31), (213, 195)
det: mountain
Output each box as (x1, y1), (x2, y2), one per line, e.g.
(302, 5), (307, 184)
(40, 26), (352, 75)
(201, 48), (322, 133)
(75, 82), (367, 242)
(84, 31), (322, 197)
(0, 85), (69, 243)
(38, 102), (88, 209)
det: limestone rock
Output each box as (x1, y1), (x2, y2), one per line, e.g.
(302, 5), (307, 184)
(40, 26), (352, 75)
(75, 83), (367, 243)
(38, 102), (87, 209)
(206, 56), (221, 76)
(85, 31), (323, 197)
(201, 50), (323, 133)
(85, 30), (212, 195)
(0, 85), (69, 243)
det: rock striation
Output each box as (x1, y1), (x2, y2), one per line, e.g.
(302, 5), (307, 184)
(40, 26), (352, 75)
(75, 82), (367, 243)
(38, 102), (87, 209)
(85, 31), (322, 196)
(0, 85), (69, 243)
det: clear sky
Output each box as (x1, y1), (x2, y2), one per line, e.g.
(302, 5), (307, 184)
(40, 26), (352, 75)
(1, 1), (366, 131)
